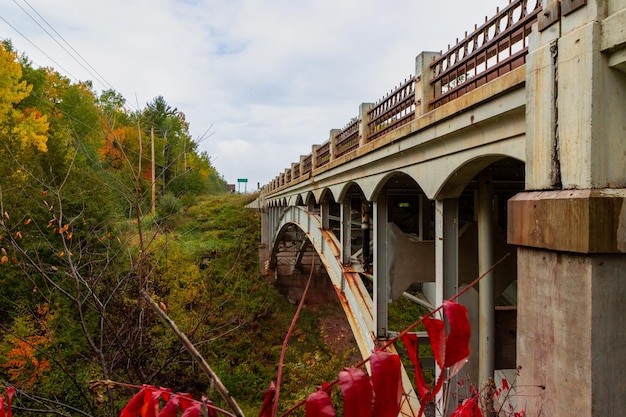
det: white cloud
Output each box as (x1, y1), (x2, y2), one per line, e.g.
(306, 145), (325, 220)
(0, 0), (510, 185)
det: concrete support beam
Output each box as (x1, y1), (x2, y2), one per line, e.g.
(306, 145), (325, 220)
(508, 189), (626, 253)
(340, 199), (352, 267)
(477, 171), (495, 387)
(434, 198), (459, 416)
(435, 198), (459, 307)
(374, 193), (389, 338)
(515, 2), (626, 416)
(321, 200), (330, 230)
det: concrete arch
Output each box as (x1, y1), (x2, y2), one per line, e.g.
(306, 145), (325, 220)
(304, 191), (316, 206)
(415, 136), (525, 199)
(353, 173), (393, 201)
(319, 187), (336, 203)
(437, 154), (523, 199)
(370, 170), (425, 202)
(336, 181), (366, 203)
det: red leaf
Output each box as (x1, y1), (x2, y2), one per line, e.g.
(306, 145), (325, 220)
(451, 397), (482, 417)
(180, 402), (201, 417)
(206, 402), (219, 417)
(502, 377), (510, 391)
(338, 367), (372, 417)
(370, 350), (402, 417)
(0, 397), (5, 417)
(258, 381), (275, 417)
(5, 388), (14, 417)
(143, 389), (166, 417)
(305, 389), (335, 417)
(158, 395), (180, 417)
(120, 386), (154, 417)
(400, 333), (430, 400)
(443, 301), (471, 369)
(423, 316), (446, 369)
(178, 394), (195, 411)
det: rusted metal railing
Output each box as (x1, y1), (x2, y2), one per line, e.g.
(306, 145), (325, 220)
(293, 163), (300, 180)
(430, 0), (541, 108)
(335, 118), (360, 158)
(302, 154), (313, 176)
(315, 141), (331, 168)
(367, 76), (417, 142)
(267, 0), (544, 193)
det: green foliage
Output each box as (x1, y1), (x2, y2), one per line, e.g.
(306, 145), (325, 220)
(0, 41), (358, 417)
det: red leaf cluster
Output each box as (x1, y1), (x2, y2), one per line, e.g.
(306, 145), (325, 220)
(370, 351), (402, 417)
(338, 368), (371, 417)
(298, 349), (403, 417)
(0, 387), (15, 417)
(119, 386), (222, 417)
(305, 390), (335, 417)
(451, 397), (482, 417)
(400, 301), (471, 416)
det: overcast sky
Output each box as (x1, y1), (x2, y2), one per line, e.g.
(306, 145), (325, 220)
(1, 0), (508, 188)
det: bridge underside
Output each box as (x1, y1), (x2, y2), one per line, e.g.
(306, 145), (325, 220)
(260, 156), (525, 415)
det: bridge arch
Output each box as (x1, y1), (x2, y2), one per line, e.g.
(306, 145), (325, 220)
(411, 135), (525, 200)
(433, 153), (525, 200)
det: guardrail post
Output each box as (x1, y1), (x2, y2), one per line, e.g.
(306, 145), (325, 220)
(373, 192), (389, 339)
(415, 51), (441, 116)
(299, 155), (306, 177)
(311, 145), (320, 170)
(329, 128), (340, 162)
(291, 162), (299, 180)
(358, 103), (374, 146)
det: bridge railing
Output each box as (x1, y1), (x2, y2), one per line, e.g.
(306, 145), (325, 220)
(367, 76), (417, 142)
(264, 0), (542, 194)
(430, 0), (541, 108)
(335, 118), (361, 158)
(315, 141), (331, 167)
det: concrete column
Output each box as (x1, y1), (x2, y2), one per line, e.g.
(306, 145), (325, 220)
(361, 199), (371, 265)
(511, 1), (626, 416)
(321, 199), (330, 230)
(434, 198), (459, 417)
(415, 51), (441, 116)
(358, 103), (374, 146)
(373, 192), (388, 338)
(340, 199), (352, 266)
(477, 171), (495, 388)
(434, 198), (459, 307)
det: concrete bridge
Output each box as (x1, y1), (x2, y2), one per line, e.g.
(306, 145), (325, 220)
(251, 0), (626, 415)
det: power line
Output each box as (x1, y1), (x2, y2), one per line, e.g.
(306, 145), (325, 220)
(0, 15), (79, 80)
(17, 0), (117, 92)
(1, 1), (138, 112)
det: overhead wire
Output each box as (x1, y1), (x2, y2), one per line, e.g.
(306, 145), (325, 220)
(1, 0), (138, 112)
(13, 0), (116, 92)
(0, 15), (79, 81)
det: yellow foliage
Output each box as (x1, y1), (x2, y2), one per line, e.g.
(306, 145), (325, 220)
(0, 44), (49, 153)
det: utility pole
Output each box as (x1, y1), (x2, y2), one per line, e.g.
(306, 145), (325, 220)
(151, 126), (156, 217)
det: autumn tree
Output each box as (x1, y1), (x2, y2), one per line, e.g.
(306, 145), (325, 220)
(0, 39), (236, 417)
